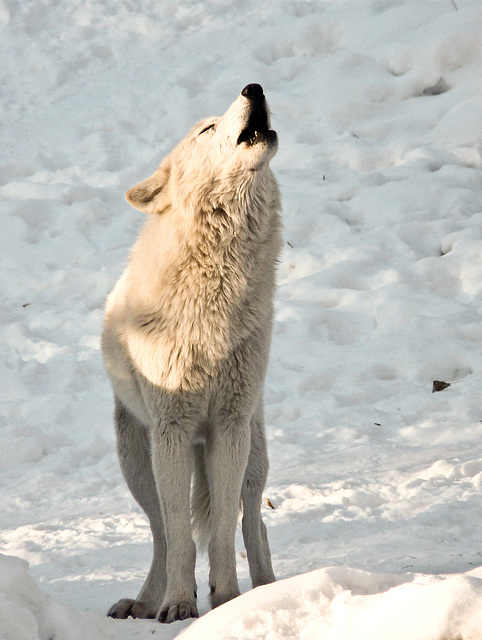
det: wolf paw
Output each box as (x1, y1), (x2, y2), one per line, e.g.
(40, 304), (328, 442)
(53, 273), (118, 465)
(210, 586), (240, 609)
(107, 598), (157, 619)
(158, 599), (199, 623)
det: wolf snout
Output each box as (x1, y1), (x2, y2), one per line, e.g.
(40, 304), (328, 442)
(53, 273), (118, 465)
(237, 83), (276, 148)
(241, 83), (264, 100)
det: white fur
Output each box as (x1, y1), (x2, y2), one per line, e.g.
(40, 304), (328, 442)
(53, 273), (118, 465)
(102, 86), (281, 623)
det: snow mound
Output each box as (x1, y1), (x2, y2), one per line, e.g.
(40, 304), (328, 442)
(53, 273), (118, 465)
(2, 553), (482, 640)
(180, 567), (482, 640)
(0, 554), (184, 639)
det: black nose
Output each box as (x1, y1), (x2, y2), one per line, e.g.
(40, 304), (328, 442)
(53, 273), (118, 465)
(241, 83), (264, 99)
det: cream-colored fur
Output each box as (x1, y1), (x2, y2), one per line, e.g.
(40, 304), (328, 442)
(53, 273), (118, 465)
(102, 84), (281, 623)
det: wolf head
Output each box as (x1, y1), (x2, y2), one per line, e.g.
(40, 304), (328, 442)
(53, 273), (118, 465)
(126, 84), (278, 215)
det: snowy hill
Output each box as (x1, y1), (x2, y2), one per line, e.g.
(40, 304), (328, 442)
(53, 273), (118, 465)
(1, 0), (481, 638)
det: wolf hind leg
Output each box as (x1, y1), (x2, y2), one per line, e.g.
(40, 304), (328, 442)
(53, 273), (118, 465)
(241, 403), (276, 588)
(191, 443), (211, 550)
(107, 398), (167, 619)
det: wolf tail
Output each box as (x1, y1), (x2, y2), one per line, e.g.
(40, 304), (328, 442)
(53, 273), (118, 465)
(191, 445), (211, 550)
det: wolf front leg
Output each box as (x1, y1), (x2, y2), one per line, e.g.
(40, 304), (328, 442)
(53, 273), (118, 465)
(150, 422), (199, 623)
(204, 416), (251, 609)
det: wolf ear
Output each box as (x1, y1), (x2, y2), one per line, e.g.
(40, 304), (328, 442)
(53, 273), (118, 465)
(125, 159), (171, 214)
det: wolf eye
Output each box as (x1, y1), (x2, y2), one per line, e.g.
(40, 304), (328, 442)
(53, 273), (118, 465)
(199, 123), (215, 135)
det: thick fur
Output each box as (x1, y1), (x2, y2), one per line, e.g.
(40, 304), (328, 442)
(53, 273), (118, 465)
(102, 86), (281, 623)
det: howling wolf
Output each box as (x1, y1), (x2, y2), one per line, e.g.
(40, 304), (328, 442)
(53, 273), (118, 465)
(102, 83), (281, 623)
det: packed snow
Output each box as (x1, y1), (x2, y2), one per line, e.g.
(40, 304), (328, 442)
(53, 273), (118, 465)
(1, 0), (482, 638)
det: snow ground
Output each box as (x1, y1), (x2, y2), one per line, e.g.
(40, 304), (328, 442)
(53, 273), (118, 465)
(1, 0), (481, 638)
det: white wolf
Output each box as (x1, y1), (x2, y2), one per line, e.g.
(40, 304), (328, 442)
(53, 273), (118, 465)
(102, 84), (281, 623)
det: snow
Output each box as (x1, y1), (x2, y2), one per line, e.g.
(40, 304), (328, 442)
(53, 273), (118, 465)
(1, 0), (481, 638)
(178, 568), (482, 640)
